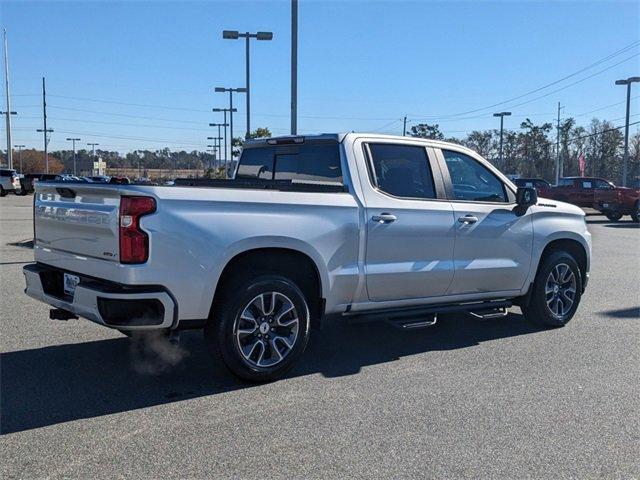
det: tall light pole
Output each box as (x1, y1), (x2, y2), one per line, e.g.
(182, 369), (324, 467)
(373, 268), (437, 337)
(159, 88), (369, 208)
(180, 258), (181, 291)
(14, 144), (24, 171)
(493, 111), (511, 171)
(87, 143), (99, 175)
(291, 0), (298, 135)
(615, 76), (640, 187)
(222, 30), (273, 139)
(66, 137), (80, 175)
(3, 29), (14, 169)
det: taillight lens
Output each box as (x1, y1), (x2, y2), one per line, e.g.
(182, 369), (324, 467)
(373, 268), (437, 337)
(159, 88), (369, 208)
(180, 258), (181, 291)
(119, 196), (156, 264)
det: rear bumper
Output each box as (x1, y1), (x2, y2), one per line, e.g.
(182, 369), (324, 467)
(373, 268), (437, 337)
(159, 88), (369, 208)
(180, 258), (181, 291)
(23, 263), (176, 330)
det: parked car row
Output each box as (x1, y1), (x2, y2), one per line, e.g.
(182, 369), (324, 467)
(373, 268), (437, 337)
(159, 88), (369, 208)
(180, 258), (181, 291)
(0, 171), (136, 196)
(515, 176), (640, 222)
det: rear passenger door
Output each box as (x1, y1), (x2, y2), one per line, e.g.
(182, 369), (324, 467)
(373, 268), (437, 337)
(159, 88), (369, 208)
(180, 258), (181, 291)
(436, 149), (533, 295)
(360, 142), (456, 302)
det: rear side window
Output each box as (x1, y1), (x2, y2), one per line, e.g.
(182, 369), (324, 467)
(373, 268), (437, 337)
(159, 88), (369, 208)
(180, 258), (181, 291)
(274, 145), (342, 183)
(236, 143), (342, 184)
(581, 180), (593, 189)
(366, 144), (436, 199)
(558, 178), (573, 187)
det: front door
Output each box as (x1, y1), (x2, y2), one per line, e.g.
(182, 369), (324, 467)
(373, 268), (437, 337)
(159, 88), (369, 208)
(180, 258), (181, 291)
(361, 142), (456, 302)
(437, 148), (533, 295)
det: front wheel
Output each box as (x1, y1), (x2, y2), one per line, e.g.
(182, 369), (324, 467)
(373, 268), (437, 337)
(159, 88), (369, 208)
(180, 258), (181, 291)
(605, 212), (623, 222)
(0, 186), (6, 197)
(522, 251), (583, 327)
(205, 275), (311, 382)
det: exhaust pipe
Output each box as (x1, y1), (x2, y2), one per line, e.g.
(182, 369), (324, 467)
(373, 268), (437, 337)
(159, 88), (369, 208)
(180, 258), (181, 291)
(49, 308), (78, 321)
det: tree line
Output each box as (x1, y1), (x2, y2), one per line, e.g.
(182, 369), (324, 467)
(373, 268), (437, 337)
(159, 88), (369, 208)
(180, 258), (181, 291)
(408, 117), (640, 183)
(3, 121), (639, 183)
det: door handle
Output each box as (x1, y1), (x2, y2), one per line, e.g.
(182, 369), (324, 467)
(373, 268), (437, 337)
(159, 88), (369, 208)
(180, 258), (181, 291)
(458, 215), (478, 224)
(372, 213), (397, 224)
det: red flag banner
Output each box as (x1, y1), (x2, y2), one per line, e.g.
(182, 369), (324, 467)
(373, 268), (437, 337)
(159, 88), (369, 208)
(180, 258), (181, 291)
(578, 154), (586, 177)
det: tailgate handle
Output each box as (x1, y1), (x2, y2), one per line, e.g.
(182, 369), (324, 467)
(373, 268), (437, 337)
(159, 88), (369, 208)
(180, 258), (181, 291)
(56, 188), (76, 199)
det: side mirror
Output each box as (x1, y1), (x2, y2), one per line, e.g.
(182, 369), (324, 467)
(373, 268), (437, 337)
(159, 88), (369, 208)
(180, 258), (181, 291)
(516, 186), (537, 207)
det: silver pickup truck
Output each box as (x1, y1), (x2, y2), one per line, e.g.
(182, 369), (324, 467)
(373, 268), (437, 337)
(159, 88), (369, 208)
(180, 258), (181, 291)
(24, 133), (591, 381)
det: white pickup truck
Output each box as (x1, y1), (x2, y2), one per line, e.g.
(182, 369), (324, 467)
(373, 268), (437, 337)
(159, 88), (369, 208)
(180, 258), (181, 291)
(24, 133), (591, 381)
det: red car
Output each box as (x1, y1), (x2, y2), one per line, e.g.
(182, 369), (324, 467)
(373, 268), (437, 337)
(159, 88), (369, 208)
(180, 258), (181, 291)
(541, 177), (640, 222)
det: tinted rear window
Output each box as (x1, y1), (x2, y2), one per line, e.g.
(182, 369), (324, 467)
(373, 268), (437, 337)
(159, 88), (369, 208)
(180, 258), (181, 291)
(236, 143), (342, 184)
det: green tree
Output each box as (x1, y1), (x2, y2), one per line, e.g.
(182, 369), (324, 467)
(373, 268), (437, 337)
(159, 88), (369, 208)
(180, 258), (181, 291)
(407, 123), (444, 140)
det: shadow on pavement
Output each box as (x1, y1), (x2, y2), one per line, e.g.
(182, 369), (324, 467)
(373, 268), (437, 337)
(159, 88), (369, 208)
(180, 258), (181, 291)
(1, 313), (545, 434)
(6, 239), (34, 249)
(602, 223), (639, 229)
(601, 307), (640, 318)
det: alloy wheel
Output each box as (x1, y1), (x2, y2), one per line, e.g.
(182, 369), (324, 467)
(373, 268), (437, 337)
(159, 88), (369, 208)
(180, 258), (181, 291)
(234, 292), (300, 368)
(545, 263), (577, 318)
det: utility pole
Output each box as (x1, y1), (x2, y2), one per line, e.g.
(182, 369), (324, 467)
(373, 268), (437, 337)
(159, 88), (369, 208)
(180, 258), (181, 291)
(555, 102), (563, 184)
(403, 116), (407, 136)
(615, 77), (640, 187)
(36, 77), (53, 173)
(0, 108), (16, 168)
(291, 0), (298, 135)
(493, 112), (511, 171)
(87, 142), (99, 175)
(14, 144), (24, 171)
(214, 88), (244, 177)
(212, 107), (236, 171)
(3, 29), (13, 169)
(66, 137), (80, 175)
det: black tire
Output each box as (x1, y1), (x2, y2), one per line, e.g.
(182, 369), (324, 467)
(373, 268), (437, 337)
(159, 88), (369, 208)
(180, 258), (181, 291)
(522, 251), (583, 328)
(631, 201), (640, 223)
(205, 275), (311, 382)
(605, 212), (623, 222)
(0, 186), (6, 197)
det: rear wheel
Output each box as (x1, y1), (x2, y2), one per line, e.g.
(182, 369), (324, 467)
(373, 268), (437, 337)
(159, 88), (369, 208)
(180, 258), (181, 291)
(0, 186), (6, 197)
(605, 212), (623, 222)
(522, 251), (583, 327)
(631, 201), (640, 223)
(205, 275), (311, 382)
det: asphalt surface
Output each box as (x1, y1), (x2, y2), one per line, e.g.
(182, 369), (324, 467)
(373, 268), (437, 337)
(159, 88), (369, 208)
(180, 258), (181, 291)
(1, 192), (639, 479)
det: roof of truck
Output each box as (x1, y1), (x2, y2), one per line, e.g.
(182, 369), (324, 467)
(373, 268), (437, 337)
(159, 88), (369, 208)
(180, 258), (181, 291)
(244, 132), (471, 150)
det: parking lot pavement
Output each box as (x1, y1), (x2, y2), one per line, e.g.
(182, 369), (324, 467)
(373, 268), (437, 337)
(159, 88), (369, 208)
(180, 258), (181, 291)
(1, 192), (638, 479)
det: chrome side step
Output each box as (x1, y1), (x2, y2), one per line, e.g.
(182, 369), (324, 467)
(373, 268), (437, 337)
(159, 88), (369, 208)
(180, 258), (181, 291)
(389, 313), (438, 330)
(467, 307), (509, 320)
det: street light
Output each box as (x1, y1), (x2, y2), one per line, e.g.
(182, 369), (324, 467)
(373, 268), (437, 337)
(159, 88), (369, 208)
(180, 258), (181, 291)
(493, 112), (511, 170)
(36, 126), (54, 173)
(615, 76), (640, 187)
(222, 30), (273, 139)
(66, 137), (81, 175)
(13, 144), (25, 171)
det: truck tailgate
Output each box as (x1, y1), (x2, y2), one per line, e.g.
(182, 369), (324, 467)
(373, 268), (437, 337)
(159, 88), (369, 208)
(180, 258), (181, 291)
(34, 183), (122, 262)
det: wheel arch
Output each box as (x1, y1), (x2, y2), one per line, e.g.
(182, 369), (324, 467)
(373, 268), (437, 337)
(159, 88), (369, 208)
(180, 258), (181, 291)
(209, 246), (326, 326)
(536, 237), (588, 292)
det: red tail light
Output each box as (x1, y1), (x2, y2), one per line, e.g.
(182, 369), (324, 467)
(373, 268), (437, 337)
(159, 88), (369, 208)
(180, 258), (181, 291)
(119, 196), (156, 264)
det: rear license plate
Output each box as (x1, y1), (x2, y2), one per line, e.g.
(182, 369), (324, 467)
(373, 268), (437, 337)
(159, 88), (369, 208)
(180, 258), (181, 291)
(602, 203), (609, 208)
(63, 273), (80, 296)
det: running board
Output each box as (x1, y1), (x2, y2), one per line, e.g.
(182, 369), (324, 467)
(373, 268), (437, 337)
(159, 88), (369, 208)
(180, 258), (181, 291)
(345, 299), (512, 327)
(467, 307), (509, 320)
(387, 313), (438, 330)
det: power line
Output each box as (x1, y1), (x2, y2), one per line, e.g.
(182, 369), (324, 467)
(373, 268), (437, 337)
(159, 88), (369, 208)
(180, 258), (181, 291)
(408, 42), (640, 120)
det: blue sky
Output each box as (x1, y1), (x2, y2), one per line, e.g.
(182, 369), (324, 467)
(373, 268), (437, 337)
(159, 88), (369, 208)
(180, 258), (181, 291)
(2, 0), (639, 153)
